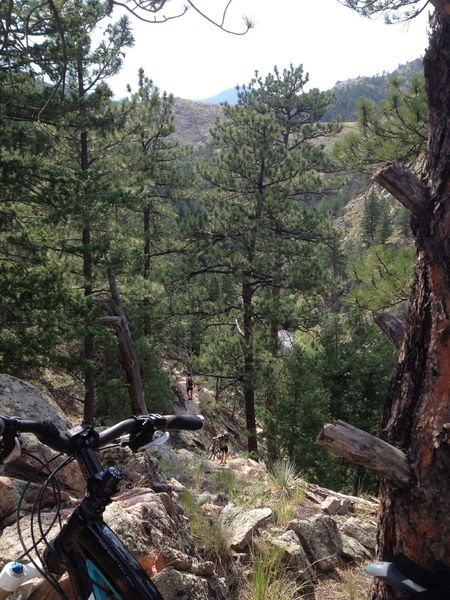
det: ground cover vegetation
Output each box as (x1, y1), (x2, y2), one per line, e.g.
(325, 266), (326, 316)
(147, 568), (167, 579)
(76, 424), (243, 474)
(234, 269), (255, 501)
(0, 0), (428, 500)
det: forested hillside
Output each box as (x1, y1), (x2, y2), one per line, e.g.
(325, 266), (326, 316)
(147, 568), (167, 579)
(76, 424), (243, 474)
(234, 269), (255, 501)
(197, 58), (423, 124)
(0, 1), (427, 498)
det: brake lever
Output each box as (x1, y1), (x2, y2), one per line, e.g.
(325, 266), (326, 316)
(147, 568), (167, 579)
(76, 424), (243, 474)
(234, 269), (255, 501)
(1, 437), (21, 464)
(119, 431), (170, 451)
(0, 419), (22, 465)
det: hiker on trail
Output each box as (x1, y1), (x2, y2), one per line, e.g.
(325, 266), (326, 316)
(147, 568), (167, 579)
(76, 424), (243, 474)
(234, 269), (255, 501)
(186, 372), (194, 401)
(213, 430), (230, 465)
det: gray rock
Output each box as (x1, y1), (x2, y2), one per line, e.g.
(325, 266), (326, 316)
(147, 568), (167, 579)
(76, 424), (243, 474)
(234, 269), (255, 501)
(260, 529), (315, 580)
(339, 532), (372, 561)
(104, 489), (196, 558)
(0, 375), (85, 497)
(153, 567), (226, 600)
(288, 514), (342, 572)
(340, 516), (377, 550)
(219, 503), (272, 550)
(321, 496), (352, 516)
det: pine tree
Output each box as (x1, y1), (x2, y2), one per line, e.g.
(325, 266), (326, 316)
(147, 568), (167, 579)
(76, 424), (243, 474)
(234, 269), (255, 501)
(191, 66), (337, 455)
(332, 74), (427, 173)
(362, 189), (381, 244)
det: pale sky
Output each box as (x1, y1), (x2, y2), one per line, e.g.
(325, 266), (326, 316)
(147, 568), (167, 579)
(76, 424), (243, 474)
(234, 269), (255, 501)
(107, 0), (430, 101)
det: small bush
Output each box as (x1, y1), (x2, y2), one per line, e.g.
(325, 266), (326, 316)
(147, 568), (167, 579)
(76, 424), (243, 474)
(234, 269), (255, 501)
(241, 541), (306, 600)
(267, 458), (305, 498)
(212, 468), (239, 496)
(180, 491), (228, 562)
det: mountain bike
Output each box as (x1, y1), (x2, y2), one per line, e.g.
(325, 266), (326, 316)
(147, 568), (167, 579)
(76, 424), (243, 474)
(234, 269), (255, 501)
(207, 438), (221, 461)
(0, 412), (204, 599)
(365, 554), (450, 598)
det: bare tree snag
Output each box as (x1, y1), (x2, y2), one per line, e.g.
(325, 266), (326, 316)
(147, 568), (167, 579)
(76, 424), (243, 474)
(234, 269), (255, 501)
(374, 163), (430, 220)
(317, 420), (412, 488)
(374, 311), (406, 349)
(97, 268), (148, 416)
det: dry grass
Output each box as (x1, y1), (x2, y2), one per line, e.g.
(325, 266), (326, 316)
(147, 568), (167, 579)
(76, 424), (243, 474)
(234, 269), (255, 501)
(314, 566), (373, 600)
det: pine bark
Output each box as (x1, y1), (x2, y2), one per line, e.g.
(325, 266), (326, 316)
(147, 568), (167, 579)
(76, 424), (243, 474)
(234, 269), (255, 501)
(372, 13), (450, 599)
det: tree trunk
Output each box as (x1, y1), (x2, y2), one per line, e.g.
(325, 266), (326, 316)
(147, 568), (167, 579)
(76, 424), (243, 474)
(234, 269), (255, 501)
(370, 13), (450, 598)
(266, 283), (280, 462)
(98, 268), (148, 416)
(143, 203), (151, 337)
(242, 279), (258, 454)
(374, 311), (406, 350)
(81, 142), (95, 424)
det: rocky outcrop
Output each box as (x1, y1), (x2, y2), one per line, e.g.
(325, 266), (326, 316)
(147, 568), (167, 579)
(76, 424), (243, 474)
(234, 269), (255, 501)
(0, 375), (84, 499)
(259, 529), (314, 580)
(339, 516), (377, 551)
(153, 567), (227, 600)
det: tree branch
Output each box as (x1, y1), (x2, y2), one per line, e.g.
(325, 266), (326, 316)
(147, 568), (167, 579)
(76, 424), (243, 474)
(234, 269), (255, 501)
(316, 420), (413, 488)
(374, 310), (406, 349)
(374, 162), (430, 220)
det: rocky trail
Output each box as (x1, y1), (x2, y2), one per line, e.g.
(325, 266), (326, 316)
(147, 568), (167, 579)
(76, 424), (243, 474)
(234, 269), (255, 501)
(0, 374), (375, 599)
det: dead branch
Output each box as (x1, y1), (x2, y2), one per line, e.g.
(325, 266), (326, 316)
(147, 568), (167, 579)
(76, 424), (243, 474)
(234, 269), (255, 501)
(316, 420), (412, 488)
(97, 267), (148, 415)
(374, 162), (430, 220)
(374, 311), (406, 349)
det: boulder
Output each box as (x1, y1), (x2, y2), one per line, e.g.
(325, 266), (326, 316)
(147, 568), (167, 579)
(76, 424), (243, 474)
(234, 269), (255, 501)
(340, 516), (377, 551)
(0, 375), (84, 497)
(321, 495), (351, 516)
(259, 530), (315, 580)
(104, 489), (196, 560)
(288, 514), (342, 572)
(0, 476), (72, 526)
(227, 457), (265, 482)
(0, 375), (69, 429)
(0, 508), (73, 564)
(339, 532), (372, 561)
(152, 568), (226, 600)
(219, 503), (272, 550)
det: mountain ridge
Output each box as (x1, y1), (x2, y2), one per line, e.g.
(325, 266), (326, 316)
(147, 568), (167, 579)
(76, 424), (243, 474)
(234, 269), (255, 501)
(172, 58), (423, 146)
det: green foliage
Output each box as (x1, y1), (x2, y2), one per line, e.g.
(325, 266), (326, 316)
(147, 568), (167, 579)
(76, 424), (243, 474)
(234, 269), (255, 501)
(186, 65), (340, 452)
(361, 189), (392, 245)
(348, 244), (415, 312)
(339, 1), (427, 23)
(332, 74), (427, 172)
(242, 541), (306, 600)
(180, 491), (229, 563)
(212, 468), (239, 496)
(274, 315), (396, 492)
(267, 458), (304, 498)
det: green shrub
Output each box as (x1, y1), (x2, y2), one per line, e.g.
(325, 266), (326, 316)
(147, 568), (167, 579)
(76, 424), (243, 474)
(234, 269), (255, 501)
(242, 541), (306, 600)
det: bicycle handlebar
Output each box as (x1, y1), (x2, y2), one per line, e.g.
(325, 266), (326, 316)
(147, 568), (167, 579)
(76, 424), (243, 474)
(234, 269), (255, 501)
(0, 413), (204, 459)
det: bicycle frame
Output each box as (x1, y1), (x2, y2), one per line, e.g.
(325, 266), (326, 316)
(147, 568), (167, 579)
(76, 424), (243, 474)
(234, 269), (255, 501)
(45, 506), (163, 599)
(42, 437), (164, 599)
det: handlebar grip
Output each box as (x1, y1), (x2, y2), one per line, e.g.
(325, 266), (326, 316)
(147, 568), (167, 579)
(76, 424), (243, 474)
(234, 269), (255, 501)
(163, 415), (204, 431)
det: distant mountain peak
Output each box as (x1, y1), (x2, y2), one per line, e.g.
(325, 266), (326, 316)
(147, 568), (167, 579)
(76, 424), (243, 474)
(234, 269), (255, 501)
(198, 88), (238, 106)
